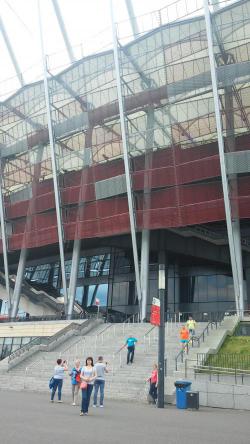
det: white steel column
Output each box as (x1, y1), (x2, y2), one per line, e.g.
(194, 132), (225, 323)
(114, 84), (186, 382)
(10, 248), (27, 318)
(111, 1), (143, 319)
(232, 220), (244, 312)
(51, 0), (76, 63)
(38, 0), (68, 311)
(0, 157), (11, 313)
(141, 108), (154, 321)
(140, 230), (150, 321)
(203, 0), (243, 317)
(67, 238), (81, 317)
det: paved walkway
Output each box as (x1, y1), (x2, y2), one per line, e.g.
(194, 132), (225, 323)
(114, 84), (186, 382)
(0, 390), (249, 444)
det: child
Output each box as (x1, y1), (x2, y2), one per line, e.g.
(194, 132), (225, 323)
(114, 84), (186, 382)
(69, 359), (81, 406)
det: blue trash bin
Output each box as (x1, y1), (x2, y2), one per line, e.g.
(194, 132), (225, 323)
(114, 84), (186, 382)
(174, 380), (192, 409)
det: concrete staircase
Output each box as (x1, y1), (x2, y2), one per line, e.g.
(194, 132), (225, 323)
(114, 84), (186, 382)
(0, 320), (206, 402)
(0, 317), (242, 405)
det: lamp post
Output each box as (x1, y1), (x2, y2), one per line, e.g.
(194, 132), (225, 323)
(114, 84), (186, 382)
(157, 250), (166, 408)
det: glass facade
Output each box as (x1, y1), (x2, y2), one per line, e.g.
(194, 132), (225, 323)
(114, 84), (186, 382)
(21, 249), (246, 316)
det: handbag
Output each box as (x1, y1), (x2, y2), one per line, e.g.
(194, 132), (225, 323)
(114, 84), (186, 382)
(80, 381), (88, 390)
(49, 377), (55, 390)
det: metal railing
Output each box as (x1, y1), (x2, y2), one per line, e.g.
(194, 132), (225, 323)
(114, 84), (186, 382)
(1, 308), (247, 324)
(175, 319), (223, 371)
(0, 312), (97, 323)
(25, 320), (111, 374)
(143, 326), (156, 352)
(8, 318), (95, 368)
(184, 358), (250, 385)
(8, 337), (44, 366)
(112, 345), (125, 374)
(197, 353), (250, 371)
(122, 313), (140, 334)
(0, 336), (36, 361)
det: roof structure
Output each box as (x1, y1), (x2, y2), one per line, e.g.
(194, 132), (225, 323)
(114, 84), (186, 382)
(0, 0), (249, 194)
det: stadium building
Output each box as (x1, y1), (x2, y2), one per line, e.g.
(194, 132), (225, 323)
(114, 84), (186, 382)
(0, 0), (250, 321)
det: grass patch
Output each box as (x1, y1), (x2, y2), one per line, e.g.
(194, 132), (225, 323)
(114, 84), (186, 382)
(205, 336), (250, 370)
(219, 336), (250, 355)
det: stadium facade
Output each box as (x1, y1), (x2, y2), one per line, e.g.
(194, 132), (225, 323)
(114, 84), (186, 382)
(1, 0), (250, 320)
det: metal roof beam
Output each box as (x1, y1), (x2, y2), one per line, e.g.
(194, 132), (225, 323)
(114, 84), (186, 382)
(51, 0), (76, 63)
(0, 16), (24, 87)
(125, 0), (139, 39)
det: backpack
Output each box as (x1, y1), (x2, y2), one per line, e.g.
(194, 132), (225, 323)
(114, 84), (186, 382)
(75, 371), (81, 383)
(49, 377), (55, 389)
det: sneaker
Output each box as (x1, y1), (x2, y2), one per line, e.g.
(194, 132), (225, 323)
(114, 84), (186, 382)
(50, 400), (54, 403)
(57, 400), (63, 403)
(80, 412), (83, 416)
(93, 405), (97, 408)
(84, 412), (88, 416)
(72, 402), (76, 406)
(100, 405), (104, 408)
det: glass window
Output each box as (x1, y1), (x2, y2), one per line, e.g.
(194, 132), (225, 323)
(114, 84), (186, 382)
(207, 275), (218, 301)
(226, 276), (234, 301)
(89, 254), (110, 277)
(75, 286), (84, 305)
(115, 254), (132, 274)
(196, 276), (208, 303)
(112, 282), (129, 307)
(52, 262), (60, 288)
(86, 284), (108, 307)
(217, 275), (228, 301)
(78, 258), (87, 278)
(65, 260), (72, 280)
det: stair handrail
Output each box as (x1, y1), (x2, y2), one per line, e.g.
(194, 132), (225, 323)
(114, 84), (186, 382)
(112, 345), (125, 375)
(143, 325), (156, 351)
(94, 323), (115, 350)
(122, 313), (140, 334)
(175, 318), (223, 372)
(9, 319), (93, 369)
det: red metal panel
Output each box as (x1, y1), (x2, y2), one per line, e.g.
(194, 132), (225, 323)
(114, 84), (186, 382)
(62, 184), (95, 204)
(64, 212), (130, 240)
(34, 193), (55, 213)
(133, 155), (221, 190)
(137, 199), (226, 230)
(36, 179), (53, 196)
(9, 226), (58, 251)
(6, 201), (29, 219)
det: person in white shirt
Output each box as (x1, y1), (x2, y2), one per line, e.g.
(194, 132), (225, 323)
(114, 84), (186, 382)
(50, 358), (68, 403)
(80, 357), (96, 416)
(93, 356), (108, 408)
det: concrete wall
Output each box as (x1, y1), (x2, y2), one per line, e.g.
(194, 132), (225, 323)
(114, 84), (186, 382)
(0, 284), (57, 316)
(191, 380), (250, 410)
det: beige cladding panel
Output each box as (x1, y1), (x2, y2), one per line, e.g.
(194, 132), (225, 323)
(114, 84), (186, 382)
(0, 322), (69, 338)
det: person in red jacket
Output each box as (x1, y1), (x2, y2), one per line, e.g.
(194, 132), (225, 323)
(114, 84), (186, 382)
(147, 364), (158, 404)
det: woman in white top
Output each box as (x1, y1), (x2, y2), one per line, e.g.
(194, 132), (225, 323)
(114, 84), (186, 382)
(50, 358), (68, 402)
(80, 357), (96, 416)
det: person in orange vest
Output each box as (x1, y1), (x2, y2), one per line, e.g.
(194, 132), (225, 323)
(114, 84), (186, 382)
(179, 325), (190, 351)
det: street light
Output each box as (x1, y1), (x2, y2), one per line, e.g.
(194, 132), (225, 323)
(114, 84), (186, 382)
(158, 251), (166, 408)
